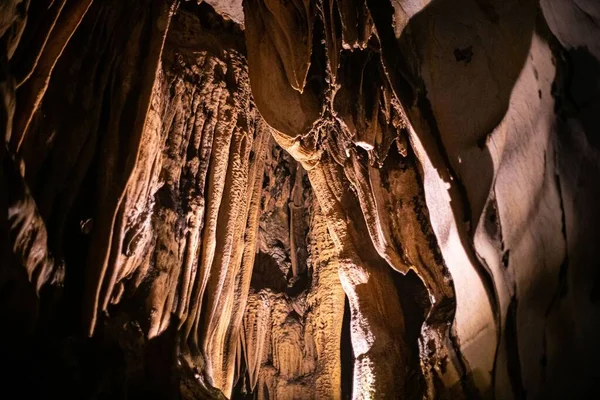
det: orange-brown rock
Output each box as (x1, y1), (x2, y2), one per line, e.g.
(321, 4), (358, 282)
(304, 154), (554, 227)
(1, 0), (600, 399)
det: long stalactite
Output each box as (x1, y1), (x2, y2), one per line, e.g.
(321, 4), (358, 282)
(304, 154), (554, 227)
(1, 0), (600, 399)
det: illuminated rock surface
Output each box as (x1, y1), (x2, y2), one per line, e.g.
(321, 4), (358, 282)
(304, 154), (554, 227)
(1, 0), (599, 399)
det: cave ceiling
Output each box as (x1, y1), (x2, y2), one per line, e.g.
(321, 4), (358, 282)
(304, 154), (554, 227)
(1, 0), (600, 399)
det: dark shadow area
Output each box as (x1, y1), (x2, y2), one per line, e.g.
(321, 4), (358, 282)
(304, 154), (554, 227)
(341, 296), (354, 400)
(392, 269), (429, 399)
(557, 47), (600, 148)
(250, 251), (288, 293)
(541, 28), (600, 396)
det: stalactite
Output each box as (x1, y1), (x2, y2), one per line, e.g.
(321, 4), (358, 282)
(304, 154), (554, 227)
(5, 153), (62, 293)
(2, 0), (600, 399)
(11, 0), (95, 152)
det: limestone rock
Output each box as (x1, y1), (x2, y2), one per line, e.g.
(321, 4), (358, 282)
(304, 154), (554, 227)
(1, 1), (600, 399)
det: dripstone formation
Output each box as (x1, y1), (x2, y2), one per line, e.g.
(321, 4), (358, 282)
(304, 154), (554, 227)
(1, 0), (600, 399)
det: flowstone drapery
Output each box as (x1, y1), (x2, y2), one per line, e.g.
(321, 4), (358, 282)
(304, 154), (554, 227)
(1, 1), (600, 399)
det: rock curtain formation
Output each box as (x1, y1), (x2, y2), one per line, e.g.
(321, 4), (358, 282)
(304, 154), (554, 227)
(1, 0), (600, 399)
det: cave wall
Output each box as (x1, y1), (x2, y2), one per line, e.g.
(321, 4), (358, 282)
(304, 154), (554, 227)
(1, 0), (600, 399)
(399, 1), (600, 397)
(242, 0), (600, 398)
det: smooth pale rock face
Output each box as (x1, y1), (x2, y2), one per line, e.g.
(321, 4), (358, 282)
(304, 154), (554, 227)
(1, 0), (600, 399)
(205, 0), (245, 27)
(541, 0), (600, 59)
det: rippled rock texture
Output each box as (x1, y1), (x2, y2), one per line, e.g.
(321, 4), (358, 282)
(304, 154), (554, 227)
(1, 0), (600, 399)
